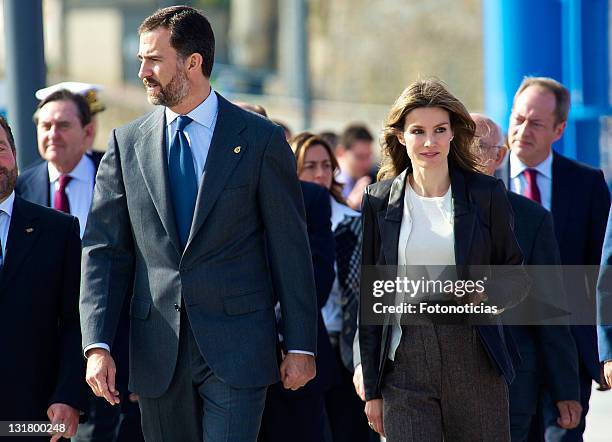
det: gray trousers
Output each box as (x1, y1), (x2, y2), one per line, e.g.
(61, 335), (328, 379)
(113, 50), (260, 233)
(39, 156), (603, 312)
(382, 324), (510, 442)
(138, 315), (267, 442)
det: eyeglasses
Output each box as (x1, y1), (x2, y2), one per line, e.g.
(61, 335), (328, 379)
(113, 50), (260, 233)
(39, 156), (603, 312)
(476, 142), (503, 151)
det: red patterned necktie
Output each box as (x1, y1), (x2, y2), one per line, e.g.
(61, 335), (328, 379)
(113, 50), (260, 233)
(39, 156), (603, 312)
(523, 168), (541, 205)
(53, 174), (72, 213)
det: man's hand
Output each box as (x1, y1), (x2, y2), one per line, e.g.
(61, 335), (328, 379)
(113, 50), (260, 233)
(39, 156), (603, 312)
(347, 176), (372, 210)
(279, 353), (316, 390)
(603, 361), (612, 389)
(85, 348), (120, 405)
(556, 400), (582, 429)
(47, 403), (79, 442)
(353, 363), (365, 401)
(365, 399), (385, 437)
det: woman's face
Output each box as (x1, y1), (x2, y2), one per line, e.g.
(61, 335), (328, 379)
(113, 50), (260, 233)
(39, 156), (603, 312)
(299, 144), (333, 190)
(398, 106), (453, 171)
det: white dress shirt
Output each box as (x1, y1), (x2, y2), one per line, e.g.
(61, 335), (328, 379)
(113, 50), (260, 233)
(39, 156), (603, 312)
(509, 150), (553, 211)
(389, 181), (455, 361)
(48, 155), (96, 238)
(165, 89), (219, 182)
(0, 191), (15, 266)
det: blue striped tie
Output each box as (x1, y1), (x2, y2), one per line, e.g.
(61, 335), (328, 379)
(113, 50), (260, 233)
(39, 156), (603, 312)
(168, 115), (197, 250)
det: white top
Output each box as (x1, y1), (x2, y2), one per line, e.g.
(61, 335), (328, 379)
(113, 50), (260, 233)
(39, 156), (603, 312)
(165, 89), (219, 184)
(509, 150), (553, 210)
(48, 155), (95, 238)
(323, 197), (359, 333)
(389, 180), (455, 360)
(0, 191), (15, 265)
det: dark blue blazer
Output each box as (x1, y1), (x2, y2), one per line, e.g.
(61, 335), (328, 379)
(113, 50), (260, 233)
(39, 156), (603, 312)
(359, 164), (530, 400)
(506, 192), (580, 404)
(550, 153), (610, 381)
(597, 206), (612, 361)
(298, 180), (340, 393)
(0, 196), (88, 420)
(15, 151), (103, 206)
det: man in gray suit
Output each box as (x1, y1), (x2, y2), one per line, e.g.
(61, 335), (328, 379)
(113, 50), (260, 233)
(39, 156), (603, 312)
(80, 6), (317, 442)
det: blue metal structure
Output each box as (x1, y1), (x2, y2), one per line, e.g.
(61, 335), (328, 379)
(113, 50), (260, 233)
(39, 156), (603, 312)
(4, 0), (46, 169)
(483, 0), (610, 167)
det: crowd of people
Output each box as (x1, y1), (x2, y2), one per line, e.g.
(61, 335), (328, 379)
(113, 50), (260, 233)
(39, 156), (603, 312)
(1, 5), (612, 442)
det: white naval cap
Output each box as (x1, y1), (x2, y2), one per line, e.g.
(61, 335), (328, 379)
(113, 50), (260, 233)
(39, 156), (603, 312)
(35, 82), (106, 114)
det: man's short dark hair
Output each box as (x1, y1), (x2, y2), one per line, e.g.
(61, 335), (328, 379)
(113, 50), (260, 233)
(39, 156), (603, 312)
(341, 123), (373, 149)
(33, 89), (92, 126)
(0, 115), (16, 155)
(139, 6), (215, 78)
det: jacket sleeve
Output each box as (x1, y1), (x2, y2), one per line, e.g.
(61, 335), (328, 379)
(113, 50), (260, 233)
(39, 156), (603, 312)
(531, 212), (580, 402)
(359, 187), (384, 400)
(258, 126), (318, 354)
(50, 216), (89, 413)
(80, 129), (135, 351)
(485, 180), (531, 310)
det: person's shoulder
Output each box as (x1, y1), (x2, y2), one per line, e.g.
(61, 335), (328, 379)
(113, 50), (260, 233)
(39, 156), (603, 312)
(462, 168), (501, 190)
(114, 108), (163, 137)
(16, 159), (46, 179)
(507, 191), (548, 218)
(15, 196), (75, 227)
(554, 151), (604, 177)
(217, 93), (280, 136)
(366, 178), (394, 198)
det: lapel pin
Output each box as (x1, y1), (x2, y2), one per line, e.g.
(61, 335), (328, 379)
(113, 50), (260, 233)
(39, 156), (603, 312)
(26, 227), (34, 233)
(233, 146), (241, 154)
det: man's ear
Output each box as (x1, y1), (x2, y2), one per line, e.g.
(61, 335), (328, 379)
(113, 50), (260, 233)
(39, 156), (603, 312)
(552, 120), (567, 142)
(495, 146), (508, 169)
(186, 53), (203, 74)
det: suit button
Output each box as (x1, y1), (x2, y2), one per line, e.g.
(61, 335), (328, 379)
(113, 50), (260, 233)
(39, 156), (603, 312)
(174, 303), (181, 312)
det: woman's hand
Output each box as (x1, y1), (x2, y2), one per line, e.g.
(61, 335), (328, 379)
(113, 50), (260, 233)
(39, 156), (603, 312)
(365, 398), (385, 437)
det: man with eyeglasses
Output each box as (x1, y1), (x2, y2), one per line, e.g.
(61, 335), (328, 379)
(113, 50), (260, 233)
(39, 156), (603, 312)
(497, 78), (610, 441)
(472, 113), (582, 441)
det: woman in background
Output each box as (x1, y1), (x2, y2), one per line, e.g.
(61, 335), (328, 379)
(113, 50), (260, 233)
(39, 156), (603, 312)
(293, 133), (375, 442)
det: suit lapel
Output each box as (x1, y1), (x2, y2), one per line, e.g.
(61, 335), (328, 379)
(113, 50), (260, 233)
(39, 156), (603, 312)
(551, 152), (570, 243)
(133, 107), (181, 253)
(380, 170), (407, 266)
(450, 166), (476, 266)
(22, 162), (51, 207)
(0, 197), (40, 289)
(185, 94), (247, 251)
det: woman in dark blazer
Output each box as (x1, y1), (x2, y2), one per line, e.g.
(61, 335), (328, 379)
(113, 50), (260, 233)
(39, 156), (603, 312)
(359, 79), (530, 441)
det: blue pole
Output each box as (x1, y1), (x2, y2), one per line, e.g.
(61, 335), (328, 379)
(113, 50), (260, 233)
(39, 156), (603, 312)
(4, 0), (46, 170)
(483, 0), (610, 168)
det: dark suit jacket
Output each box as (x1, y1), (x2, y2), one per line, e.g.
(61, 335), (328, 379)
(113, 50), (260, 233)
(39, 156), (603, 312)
(500, 152), (611, 380)
(505, 192), (579, 408)
(597, 206), (612, 361)
(359, 164), (530, 401)
(298, 181), (340, 393)
(15, 152), (103, 206)
(0, 196), (87, 420)
(80, 93), (317, 396)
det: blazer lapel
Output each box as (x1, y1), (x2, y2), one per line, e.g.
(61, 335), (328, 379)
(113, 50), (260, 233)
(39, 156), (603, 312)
(133, 107), (181, 253)
(450, 166), (476, 266)
(20, 162), (51, 207)
(551, 152), (570, 243)
(0, 197), (40, 288)
(380, 170), (408, 266)
(185, 94), (247, 251)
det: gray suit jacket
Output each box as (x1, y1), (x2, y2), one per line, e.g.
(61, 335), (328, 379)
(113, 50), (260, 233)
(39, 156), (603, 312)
(80, 93), (317, 397)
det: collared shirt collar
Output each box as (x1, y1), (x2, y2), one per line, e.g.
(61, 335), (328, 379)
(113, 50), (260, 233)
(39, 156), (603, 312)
(48, 154), (94, 183)
(509, 149), (553, 179)
(165, 88), (218, 129)
(0, 191), (15, 217)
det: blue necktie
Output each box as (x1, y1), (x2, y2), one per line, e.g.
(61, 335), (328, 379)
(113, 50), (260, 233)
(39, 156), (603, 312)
(168, 115), (197, 249)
